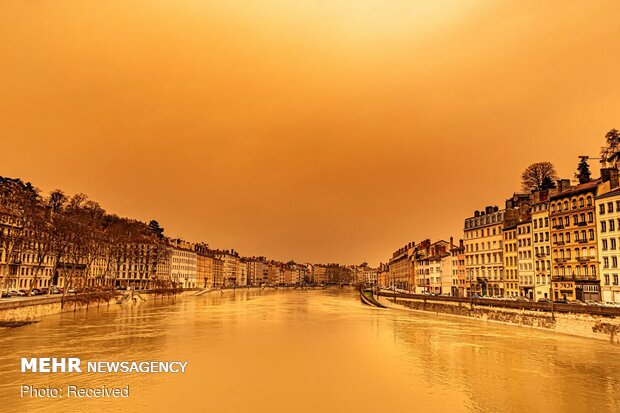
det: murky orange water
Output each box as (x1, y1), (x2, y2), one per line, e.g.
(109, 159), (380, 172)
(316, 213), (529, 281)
(0, 288), (618, 412)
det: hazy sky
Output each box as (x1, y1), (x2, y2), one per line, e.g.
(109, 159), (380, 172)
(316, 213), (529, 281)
(1, 1), (619, 265)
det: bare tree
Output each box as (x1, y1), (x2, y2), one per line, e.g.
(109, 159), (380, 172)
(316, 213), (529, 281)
(521, 162), (558, 192)
(0, 177), (39, 293)
(601, 128), (620, 166)
(24, 203), (55, 296)
(47, 190), (67, 213)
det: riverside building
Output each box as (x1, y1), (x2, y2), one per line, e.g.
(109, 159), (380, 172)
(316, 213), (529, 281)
(549, 179), (600, 301)
(517, 220), (534, 299)
(451, 239), (466, 297)
(389, 242), (415, 291)
(595, 170), (620, 303)
(531, 192), (552, 301)
(168, 239), (197, 289)
(503, 224), (518, 297)
(464, 206), (505, 296)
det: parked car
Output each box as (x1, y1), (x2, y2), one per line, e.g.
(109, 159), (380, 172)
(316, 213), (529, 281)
(1, 291), (10, 298)
(554, 299), (569, 304)
(516, 297), (530, 302)
(67, 287), (78, 294)
(537, 298), (551, 303)
(30, 288), (42, 296)
(604, 301), (620, 307)
(567, 300), (587, 305)
(51, 286), (63, 294)
(39, 288), (49, 295)
(585, 300), (604, 306)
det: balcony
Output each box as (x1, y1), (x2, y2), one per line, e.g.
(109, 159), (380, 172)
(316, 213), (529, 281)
(576, 256), (592, 262)
(553, 224), (565, 230)
(554, 258), (567, 264)
(577, 221), (587, 227)
(554, 241), (565, 246)
(535, 252), (547, 258)
(578, 239), (588, 244)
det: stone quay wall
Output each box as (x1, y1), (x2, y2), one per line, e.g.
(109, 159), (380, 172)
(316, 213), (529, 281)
(377, 294), (620, 344)
(0, 290), (197, 325)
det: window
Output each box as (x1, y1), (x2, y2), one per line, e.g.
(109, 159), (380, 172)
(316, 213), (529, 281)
(613, 257), (618, 268)
(608, 202), (614, 213)
(604, 257), (609, 268)
(580, 198), (585, 208)
(600, 204), (606, 214)
(602, 221), (607, 232)
(613, 238), (617, 250)
(611, 219), (616, 232)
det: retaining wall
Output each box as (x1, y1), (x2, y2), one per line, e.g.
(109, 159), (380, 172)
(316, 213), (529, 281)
(377, 295), (620, 344)
(0, 290), (196, 324)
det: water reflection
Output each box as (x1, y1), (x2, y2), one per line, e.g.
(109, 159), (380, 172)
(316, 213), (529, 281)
(0, 288), (618, 413)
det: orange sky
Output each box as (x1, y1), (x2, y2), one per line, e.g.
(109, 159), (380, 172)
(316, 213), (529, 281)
(1, 1), (619, 265)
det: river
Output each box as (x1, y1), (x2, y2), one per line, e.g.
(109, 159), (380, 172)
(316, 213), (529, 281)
(0, 288), (618, 412)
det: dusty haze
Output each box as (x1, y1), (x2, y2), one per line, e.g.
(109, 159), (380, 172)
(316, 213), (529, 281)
(1, 1), (619, 265)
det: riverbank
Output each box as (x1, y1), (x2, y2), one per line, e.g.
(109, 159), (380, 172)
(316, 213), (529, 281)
(0, 289), (200, 326)
(0, 286), (308, 327)
(376, 294), (620, 344)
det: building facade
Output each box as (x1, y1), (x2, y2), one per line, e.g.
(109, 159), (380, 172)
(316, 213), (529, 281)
(464, 206), (505, 296)
(532, 195), (552, 301)
(503, 225), (518, 297)
(549, 180), (600, 301)
(596, 186), (620, 303)
(517, 220), (534, 298)
(389, 242), (415, 291)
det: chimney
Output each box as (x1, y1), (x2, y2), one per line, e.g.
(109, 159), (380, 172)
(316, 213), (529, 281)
(474, 210), (480, 217)
(601, 167), (619, 190)
(556, 179), (571, 192)
(486, 206), (493, 214)
(450, 236), (454, 249)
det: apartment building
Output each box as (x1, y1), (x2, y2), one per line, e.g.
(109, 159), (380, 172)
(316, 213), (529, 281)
(451, 239), (466, 297)
(464, 206), (505, 296)
(517, 220), (534, 298)
(549, 180), (599, 301)
(503, 225), (518, 297)
(596, 177), (620, 303)
(389, 242), (415, 291)
(531, 194), (552, 301)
